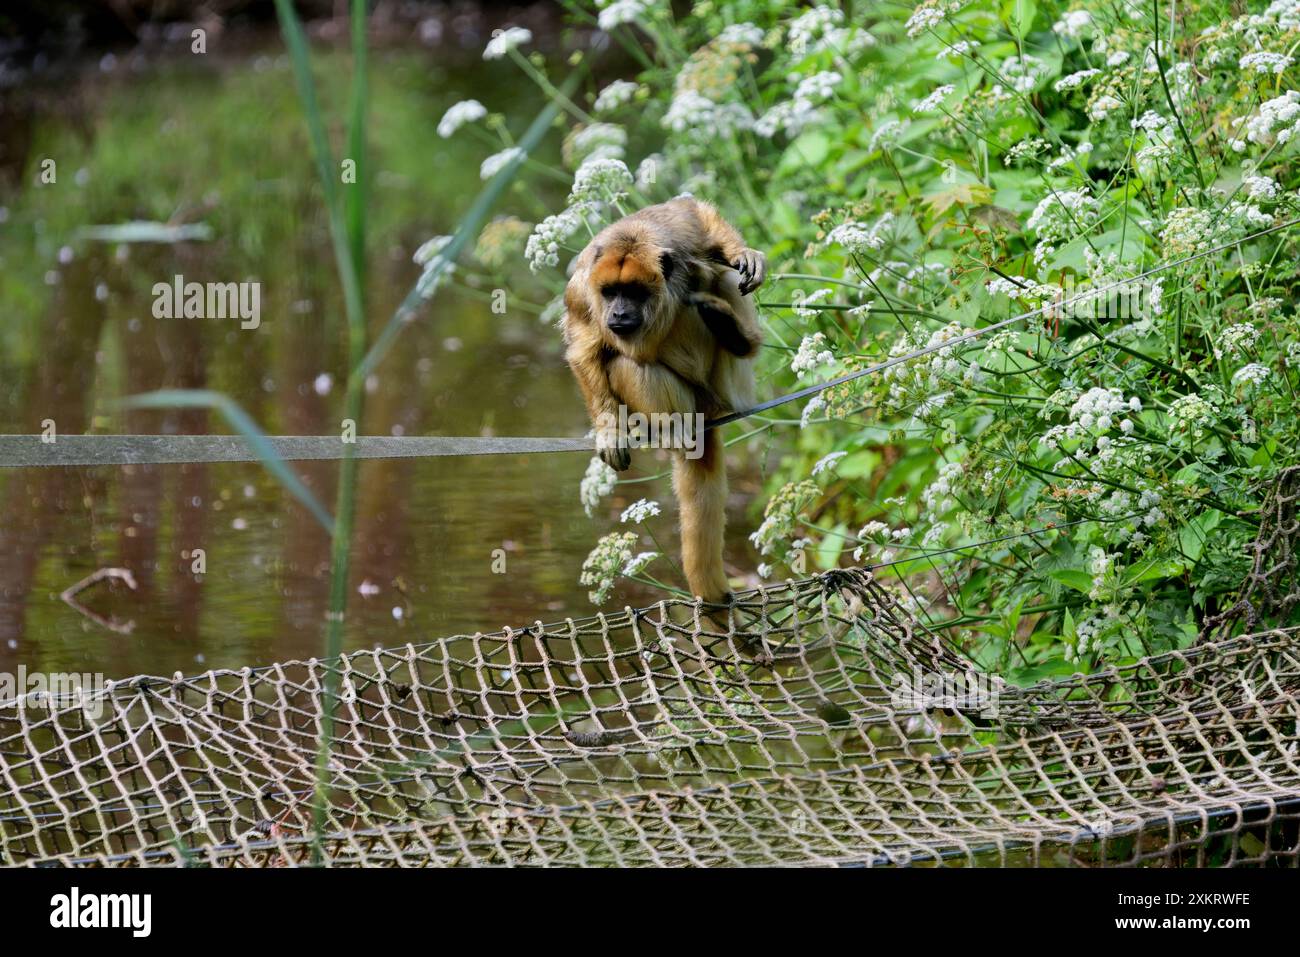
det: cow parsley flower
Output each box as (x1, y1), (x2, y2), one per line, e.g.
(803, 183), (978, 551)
(569, 157), (633, 203)
(1054, 69), (1100, 91)
(525, 206), (586, 272)
(594, 80), (638, 113)
(620, 499), (661, 523)
(483, 27), (531, 59)
(905, 0), (954, 37)
(1053, 10), (1093, 38)
(580, 457), (617, 516)
(811, 451), (847, 476)
(1240, 51), (1294, 75)
(792, 333), (836, 378)
(437, 100), (487, 138)
(662, 90), (753, 136)
(598, 0), (653, 32)
(913, 84), (955, 113)
(480, 147), (524, 180)
(1230, 91), (1300, 149)
(1214, 323), (1260, 360)
(580, 531), (637, 603)
(1243, 174), (1279, 200)
(1232, 363), (1272, 387)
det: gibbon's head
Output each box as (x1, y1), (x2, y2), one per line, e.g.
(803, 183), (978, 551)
(587, 240), (676, 344)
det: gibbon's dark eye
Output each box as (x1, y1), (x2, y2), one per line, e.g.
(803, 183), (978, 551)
(603, 283), (650, 303)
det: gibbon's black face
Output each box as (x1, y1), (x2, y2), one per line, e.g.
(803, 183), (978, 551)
(591, 246), (675, 340)
(601, 282), (652, 337)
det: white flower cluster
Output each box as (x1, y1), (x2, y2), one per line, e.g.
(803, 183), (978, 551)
(792, 287), (833, 317)
(1054, 69), (1099, 92)
(569, 157), (633, 204)
(579, 531), (637, 604)
(480, 146), (524, 180)
(905, 0), (955, 38)
(1088, 93), (1125, 121)
(1239, 51), (1294, 74)
(718, 22), (765, 47)
(1243, 174), (1279, 200)
(594, 80), (638, 113)
(483, 27), (531, 60)
(1232, 362), (1272, 388)
(622, 551), (659, 577)
(525, 206), (586, 272)
(869, 118), (909, 150)
(1229, 91), (1300, 150)
(620, 498), (661, 523)
(756, 72), (842, 137)
(1086, 546), (1117, 600)
(1025, 189), (1098, 244)
(1053, 10), (1093, 39)
(567, 123), (627, 166)
(662, 90), (753, 136)
(913, 83), (955, 114)
(1213, 322), (1260, 360)
(413, 235), (456, 299)
(1001, 55), (1050, 94)
(921, 461), (963, 512)
(789, 6), (873, 55)
(937, 40), (978, 59)
(1167, 392), (1218, 441)
(882, 322), (982, 413)
(749, 480), (818, 557)
(579, 456), (617, 516)
(827, 213), (895, 254)
(1003, 137), (1048, 165)
(437, 99), (486, 138)
(791, 333), (836, 378)
(811, 451), (847, 476)
(598, 0), (653, 32)
(1040, 388), (1141, 452)
(1158, 206), (1217, 256)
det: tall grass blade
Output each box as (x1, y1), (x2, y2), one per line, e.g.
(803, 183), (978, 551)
(121, 389), (335, 532)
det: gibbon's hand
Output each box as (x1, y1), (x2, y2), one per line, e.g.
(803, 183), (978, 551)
(732, 248), (767, 295)
(598, 440), (631, 472)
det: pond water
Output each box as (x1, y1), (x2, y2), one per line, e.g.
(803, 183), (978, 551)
(0, 36), (771, 682)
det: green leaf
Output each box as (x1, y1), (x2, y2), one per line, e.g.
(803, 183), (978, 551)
(779, 130), (831, 174)
(1002, 0), (1038, 39)
(1048, 569), (1093, 594)
(1178, 510), (1222, 565)
(1122, 556), (1184, 586)
(816, 522), (848, 570)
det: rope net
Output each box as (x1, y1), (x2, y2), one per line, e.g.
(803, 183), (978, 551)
(3, 565), (1299, 867)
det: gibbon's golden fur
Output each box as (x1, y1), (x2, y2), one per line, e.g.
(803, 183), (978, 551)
(562, 197), (766, 604)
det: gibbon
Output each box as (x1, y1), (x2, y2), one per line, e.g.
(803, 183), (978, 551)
(562, 196), (766, 604)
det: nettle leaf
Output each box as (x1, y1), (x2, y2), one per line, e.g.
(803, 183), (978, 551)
(1048, 569), (1093, 594)
(1122, 556), (1185, 586)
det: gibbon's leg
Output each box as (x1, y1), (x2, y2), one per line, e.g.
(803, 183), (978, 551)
(672, 429), (731, 603)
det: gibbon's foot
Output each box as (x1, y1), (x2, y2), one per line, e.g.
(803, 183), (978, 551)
(599, 442), (631, 471)
(732, 248), (767, 295)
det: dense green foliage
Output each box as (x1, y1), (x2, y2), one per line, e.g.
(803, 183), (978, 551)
(443, 0), (1300, 678)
